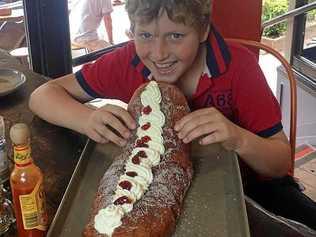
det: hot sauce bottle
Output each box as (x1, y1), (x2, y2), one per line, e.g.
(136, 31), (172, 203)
(9, 123), (47, 237)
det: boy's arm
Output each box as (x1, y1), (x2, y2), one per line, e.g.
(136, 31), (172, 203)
(234, 128), (291, 177)
(174, 107), (291, 178)
(29, 73), (94, 135)
(29, 74), (136, 146)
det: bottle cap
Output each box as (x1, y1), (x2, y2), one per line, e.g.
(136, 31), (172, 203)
(9, 123), (30, 145)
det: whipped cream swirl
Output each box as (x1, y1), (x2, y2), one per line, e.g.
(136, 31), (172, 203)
(94, 205), (124, 236)
(94, 81), (165, 236)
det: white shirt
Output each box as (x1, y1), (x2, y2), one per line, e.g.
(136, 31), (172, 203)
(69, 0), (113, 43)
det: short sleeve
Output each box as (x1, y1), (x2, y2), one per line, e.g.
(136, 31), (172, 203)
(232, 51), (282, 138)
(75, 43), (144, 103)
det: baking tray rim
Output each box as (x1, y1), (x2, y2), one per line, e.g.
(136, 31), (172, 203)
(47, 139), (250, 237)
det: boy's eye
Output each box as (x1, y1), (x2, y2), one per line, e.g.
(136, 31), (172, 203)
(138, 32), (153, 40)
(170, 33), (184, 40)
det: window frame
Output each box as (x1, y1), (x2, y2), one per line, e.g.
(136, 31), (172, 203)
(292, 0), (316, 88)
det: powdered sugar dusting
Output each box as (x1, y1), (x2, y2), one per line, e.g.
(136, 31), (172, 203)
(84, 83), (192, 237)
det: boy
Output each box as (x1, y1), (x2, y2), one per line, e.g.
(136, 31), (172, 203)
(30, 0), (316, 230)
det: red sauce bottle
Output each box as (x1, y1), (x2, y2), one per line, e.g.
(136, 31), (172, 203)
(9, 123), (47, 237)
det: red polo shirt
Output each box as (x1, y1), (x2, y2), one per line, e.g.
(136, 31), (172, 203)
(75, 27), (283, 183)
(76, 27), (282, 138)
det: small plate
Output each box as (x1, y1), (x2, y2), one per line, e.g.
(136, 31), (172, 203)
(0, 69), (26, 96)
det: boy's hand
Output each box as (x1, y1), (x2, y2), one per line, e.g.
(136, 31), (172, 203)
(174, 107), (243, 151)
(85, 104), (136, 146)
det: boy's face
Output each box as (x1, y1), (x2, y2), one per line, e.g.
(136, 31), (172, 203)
(134, 11), (208, 84)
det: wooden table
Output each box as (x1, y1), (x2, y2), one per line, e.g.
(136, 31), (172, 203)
(0, 49), (85, 236)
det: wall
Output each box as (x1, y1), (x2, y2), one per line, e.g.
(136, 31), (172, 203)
(277, 67), (316, 146)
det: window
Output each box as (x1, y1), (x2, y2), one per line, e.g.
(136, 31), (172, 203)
(292, 0), (316, 89)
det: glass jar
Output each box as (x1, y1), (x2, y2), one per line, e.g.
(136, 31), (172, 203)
(0, 184), (14, 235)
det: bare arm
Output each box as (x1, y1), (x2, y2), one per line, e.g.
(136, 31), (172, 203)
(234, 128), (291, 177)
(175, 107), (291, 178)
(103, 14), (113, 44)
(29, 74), (136, 146)
(29, 74), (94, 134)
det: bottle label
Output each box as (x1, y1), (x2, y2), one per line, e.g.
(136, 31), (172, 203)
(19, 181), (47, 231)
(13, 144), (31, 165)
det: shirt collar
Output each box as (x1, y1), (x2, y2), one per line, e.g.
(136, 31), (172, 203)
(130, 25), (231, 80)
(205, 25), (231, 78)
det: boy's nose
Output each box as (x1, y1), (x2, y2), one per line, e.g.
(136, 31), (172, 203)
(151, 40), (169, 61)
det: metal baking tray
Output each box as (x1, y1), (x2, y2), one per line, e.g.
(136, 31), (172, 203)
(47, 140), (250, 237)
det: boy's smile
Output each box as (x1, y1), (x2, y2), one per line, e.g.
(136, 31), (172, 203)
(134, 11), (208, 84)
(152, 61), (177, 75)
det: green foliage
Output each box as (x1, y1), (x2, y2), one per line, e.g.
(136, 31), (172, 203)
(262, 0), (288, 38)
(307, 10), (316, 22)
(307, 0), (316, 21)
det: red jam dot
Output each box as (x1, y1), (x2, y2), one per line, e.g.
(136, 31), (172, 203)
(142, 105), (152, 115)
(134, 139), (149, 148)
(137, 151), (147, 158)
(114, 196), (131, 205)
(135, 139), (142, 146)
(141, 135), (151, 143)
(139, 143), (149, 148)
(119, 180), (132, 191)
(132, 155), (140, 164)
(126, 171), (138, 177)
(141, 122), (151, 130)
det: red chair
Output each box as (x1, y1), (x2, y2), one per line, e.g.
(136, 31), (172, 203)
(212, 0), (262, 42)
(211, 1), (297, 174)
(225, 38), (297, 174)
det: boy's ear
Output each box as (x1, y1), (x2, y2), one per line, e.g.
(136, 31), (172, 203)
(200, 24), (210, 43)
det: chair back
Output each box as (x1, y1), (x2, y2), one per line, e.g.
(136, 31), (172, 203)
(210, 0), (297, 173)
(225, 38), (297, 175)
(211, 0), (263, 42)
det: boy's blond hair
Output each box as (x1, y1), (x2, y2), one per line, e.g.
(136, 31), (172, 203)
(126, 0), (211, 32)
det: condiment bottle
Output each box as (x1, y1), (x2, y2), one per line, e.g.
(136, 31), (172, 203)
(9, 123), (47, 237)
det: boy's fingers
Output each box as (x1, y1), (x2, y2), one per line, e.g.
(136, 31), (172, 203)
(106, 129), (127, 147)
(104, 104), (136, 129)
(96, 123), (127, 146)
(175, 114), (195, 131)
(199, 130), (227, 146)
(177, 114), (214, 139)
(174, 108), (212, 131)
(89, 129), (109, 144)
(199, 132), (219, 145)
(183, 123), (216, 144)
(101, 113), (131, 139)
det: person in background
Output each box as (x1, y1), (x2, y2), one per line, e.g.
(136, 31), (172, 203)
(112, 0), (124, 6)
(30, 0), (316, 231)
(69, 0), (114, 52)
